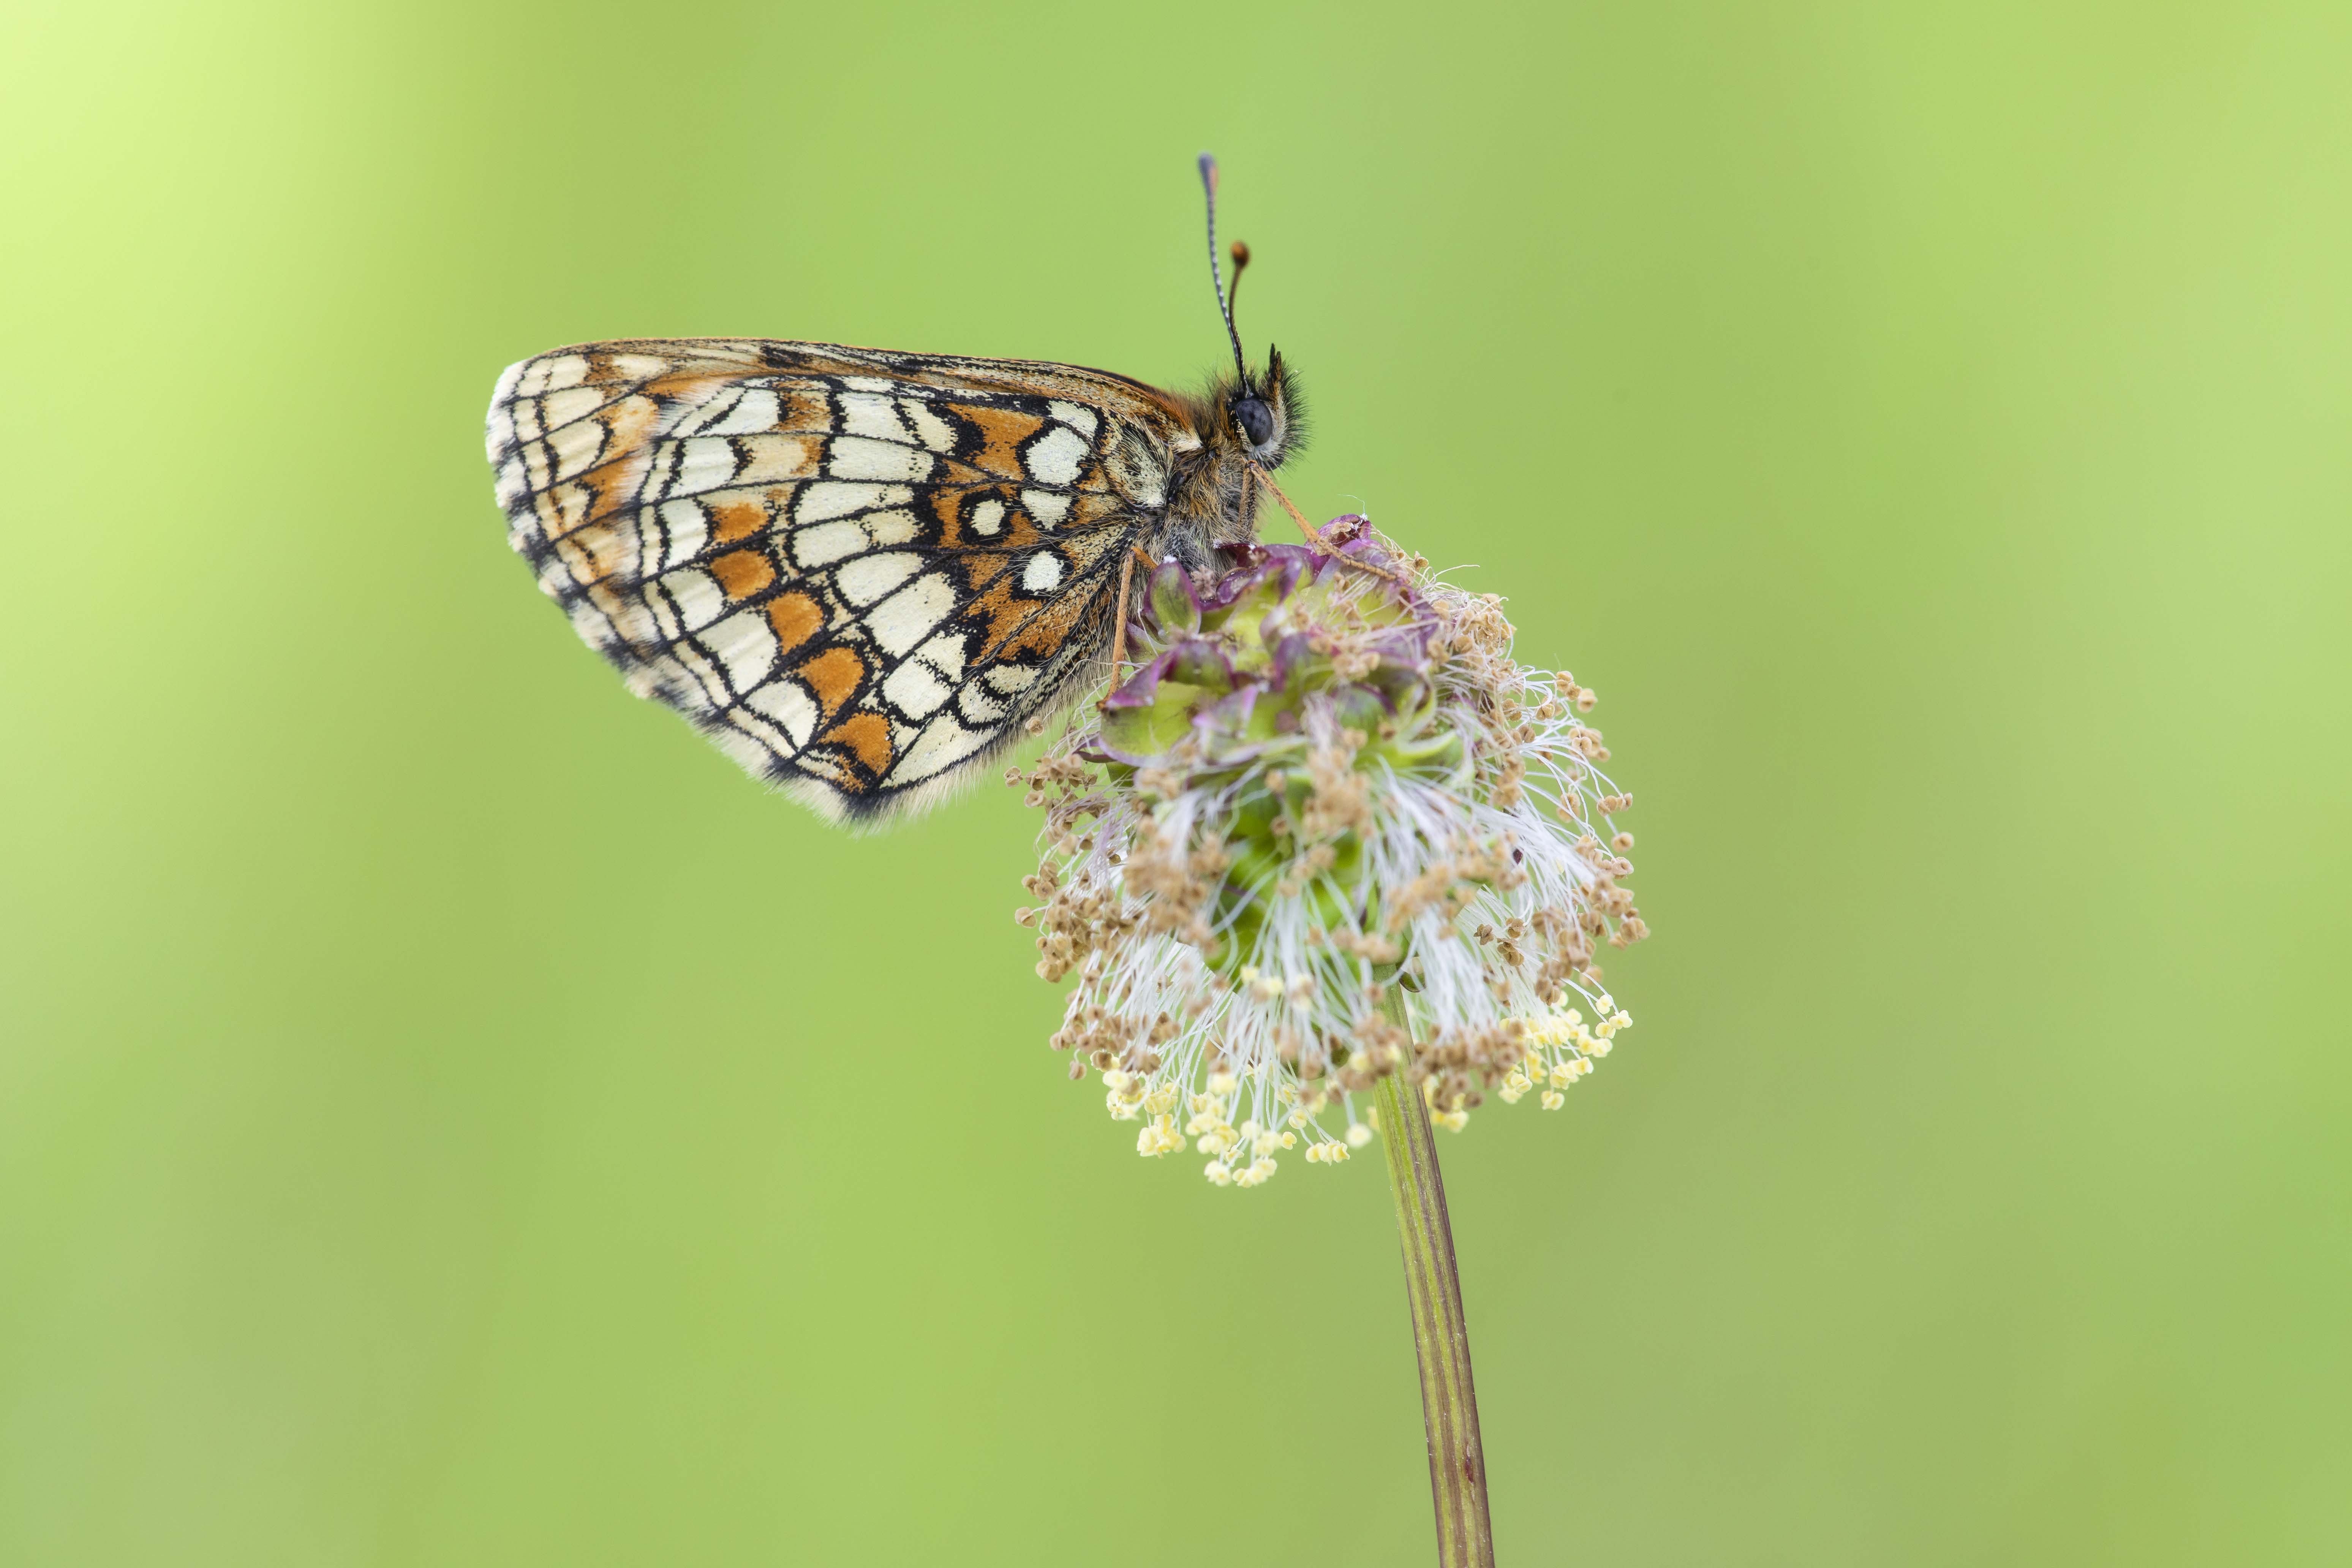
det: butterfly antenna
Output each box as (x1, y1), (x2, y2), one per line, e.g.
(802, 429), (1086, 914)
(1197, 153), (1251, 392)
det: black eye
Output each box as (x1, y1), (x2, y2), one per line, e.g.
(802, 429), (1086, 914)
(1232, 396), (1274, 448)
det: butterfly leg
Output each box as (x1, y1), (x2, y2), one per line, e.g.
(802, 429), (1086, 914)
(1252, 462), (1331, 548)
(1107, 546), (1140, 686)
(1250, 463), (1406, 583)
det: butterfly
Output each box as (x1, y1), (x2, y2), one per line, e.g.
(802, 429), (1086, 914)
(485, 155), (1309, 826)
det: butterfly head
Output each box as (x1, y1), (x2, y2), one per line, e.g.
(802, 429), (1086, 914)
(1219, 344), (1301, 466)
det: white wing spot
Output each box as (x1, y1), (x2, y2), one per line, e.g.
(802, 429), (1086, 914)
(1049, 400), (1100, 438)
(745, 679), (818, 749)
(866, 509), (921, 546)
(657, 499), (710, 567)
(1024, 489), (1071, 528)
(888, 713), (996, 785)
(912, 629), (968, 682)
(520, 354), (588, 396)
(793, 518), (868, 568)
(837, 552), (921, 607)
(548, 420), (606, 481)
(837, 393), (909, 442)
(968, 498), (1005, 537)
(657, 567), (726, 633)
(670, 437), (740, 497)
(706, 609), (779, 692)
(1021, 553), (1066, 594)
(701, 388), (781, 436)
(541, 386), (604, 431)
(1025, 425), (1088, 487)
(882, 658), (954, 719)
(903, 400), (958, 454)
(867, 571), (958, 656)
(798, 482), (903, 523)
(828, 436), (933, 483)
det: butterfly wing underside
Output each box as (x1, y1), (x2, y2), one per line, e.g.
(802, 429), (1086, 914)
(487, 339), (1193, 822)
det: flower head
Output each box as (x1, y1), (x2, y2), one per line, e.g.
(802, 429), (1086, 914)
(1013, 521), (1647, 1185)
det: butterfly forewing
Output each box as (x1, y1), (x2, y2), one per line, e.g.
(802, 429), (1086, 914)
(488, 339), (1193, 822)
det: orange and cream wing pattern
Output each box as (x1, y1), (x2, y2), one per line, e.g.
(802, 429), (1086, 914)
(486, 339), (1190, 822)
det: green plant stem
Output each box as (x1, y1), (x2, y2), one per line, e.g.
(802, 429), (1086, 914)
(1376, 991), (1497, 1568)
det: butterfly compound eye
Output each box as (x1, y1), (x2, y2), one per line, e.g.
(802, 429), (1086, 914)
(1232, 395), (1275, 449)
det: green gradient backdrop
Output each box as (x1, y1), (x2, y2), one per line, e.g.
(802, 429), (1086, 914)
(5, 3), (2347, 1563)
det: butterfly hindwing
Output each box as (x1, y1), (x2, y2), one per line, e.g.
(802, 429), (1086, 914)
(487, 339), (1192, 822)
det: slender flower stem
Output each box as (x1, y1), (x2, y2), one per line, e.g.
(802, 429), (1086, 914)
(1376, 991), (1497, 1568)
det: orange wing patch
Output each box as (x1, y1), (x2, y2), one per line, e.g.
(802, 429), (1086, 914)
(793, 646), (866, 722)
(950, 403), (1046, 480)
(710, 549), (775, 601)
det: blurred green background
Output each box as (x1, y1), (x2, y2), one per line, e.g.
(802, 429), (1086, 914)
(4, 1), (2346, 1562)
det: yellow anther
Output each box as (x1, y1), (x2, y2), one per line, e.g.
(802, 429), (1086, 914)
(1136, 1115), (1184, 1157)
(1345, 1123), (1374, 1148)
(1540, 1091), (1565, 1110)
